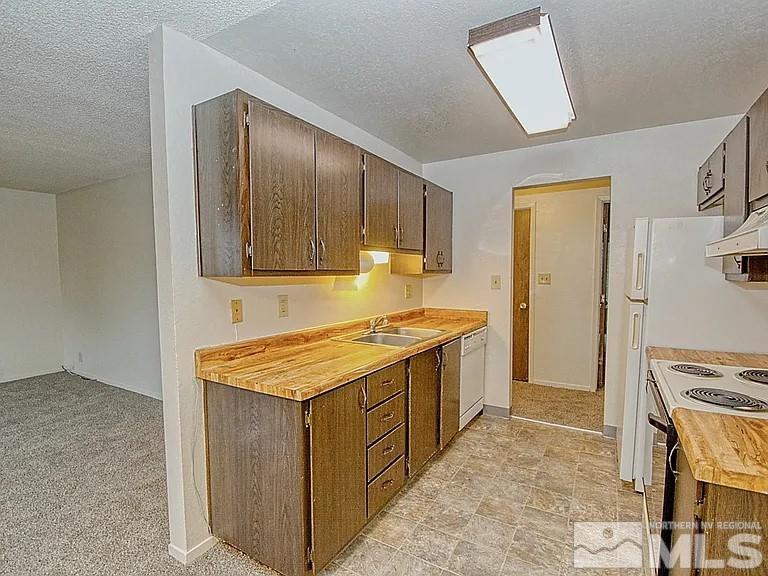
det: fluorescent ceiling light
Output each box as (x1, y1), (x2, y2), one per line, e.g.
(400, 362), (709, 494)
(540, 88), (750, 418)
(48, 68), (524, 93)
(468, 7), (576, 135)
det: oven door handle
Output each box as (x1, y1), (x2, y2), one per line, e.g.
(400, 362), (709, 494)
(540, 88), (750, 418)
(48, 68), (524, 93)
(648, 413), (669, 434)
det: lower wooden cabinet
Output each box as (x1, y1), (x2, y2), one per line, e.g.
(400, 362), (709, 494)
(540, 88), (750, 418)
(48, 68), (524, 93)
(204, 344), (468, 575)
(309, 379), (367, 571)
(668, 450), (768, 575)
(440, 339), (461, 448)
(407, 349), (441, 476)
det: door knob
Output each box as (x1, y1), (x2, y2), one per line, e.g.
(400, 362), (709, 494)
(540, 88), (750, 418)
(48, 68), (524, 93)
(519, 303), (528, 310)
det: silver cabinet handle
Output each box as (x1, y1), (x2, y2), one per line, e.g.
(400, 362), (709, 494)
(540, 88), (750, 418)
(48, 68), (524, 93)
(381, 412), (395, 422)
(382, 445), (395, 455)
(394, 225), (399, 246)
(435, 349), (442, 372)
(309, 239), (316, 263)
(318, 238), (326, 263)
(668, 442), (680, 478)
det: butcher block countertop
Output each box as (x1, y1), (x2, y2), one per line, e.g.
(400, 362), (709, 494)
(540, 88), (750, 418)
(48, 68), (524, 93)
(196, 308), (486, 401)
(648, 347), (768, 494)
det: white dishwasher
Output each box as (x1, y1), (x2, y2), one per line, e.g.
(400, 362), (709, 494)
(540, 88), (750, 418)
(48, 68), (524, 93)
(459, 327), (487, 429)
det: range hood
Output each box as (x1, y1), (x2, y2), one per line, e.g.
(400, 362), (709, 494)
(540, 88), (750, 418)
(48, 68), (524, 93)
(706, 206), (768, 257)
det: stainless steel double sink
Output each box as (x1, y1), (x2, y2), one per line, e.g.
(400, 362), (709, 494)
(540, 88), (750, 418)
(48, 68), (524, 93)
(334, 326), (445, 348)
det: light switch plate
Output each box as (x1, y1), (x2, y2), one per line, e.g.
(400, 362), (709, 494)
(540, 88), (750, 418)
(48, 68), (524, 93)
(230, 299), (243, 324)
(537, 273), (552, 285)
(277, 295), (289, 318)
(404, 283), (413, 299)
(490, 275), (502, 290)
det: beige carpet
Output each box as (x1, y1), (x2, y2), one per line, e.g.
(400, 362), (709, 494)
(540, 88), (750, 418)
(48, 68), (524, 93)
(511, 380), (604, 432)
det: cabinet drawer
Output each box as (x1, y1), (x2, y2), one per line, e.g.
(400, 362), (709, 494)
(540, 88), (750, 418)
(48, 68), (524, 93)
(366, 392), (405, 445)
(367, 424), (405, 481)
(367, 457), (405, 519)
(366, 362), (406, 408)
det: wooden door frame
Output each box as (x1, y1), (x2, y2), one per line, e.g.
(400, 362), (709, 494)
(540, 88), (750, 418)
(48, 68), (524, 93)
(590, 195), (611, 392)
(511, 202), (536, 384)
(511, 179), (612, 396)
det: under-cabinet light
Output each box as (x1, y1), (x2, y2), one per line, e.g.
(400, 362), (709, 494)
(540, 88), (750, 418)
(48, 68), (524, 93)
(468, 7), (575, 135)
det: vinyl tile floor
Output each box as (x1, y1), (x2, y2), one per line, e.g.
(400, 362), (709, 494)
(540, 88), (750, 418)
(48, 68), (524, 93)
(322, 416), (644, 576)
(2, 372), (642, 576)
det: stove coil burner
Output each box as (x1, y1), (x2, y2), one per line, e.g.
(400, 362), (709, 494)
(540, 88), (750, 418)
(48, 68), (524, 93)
(738, 369), (768, 386)
(682, 388), (768, 412)
(669, 364), (723, 378)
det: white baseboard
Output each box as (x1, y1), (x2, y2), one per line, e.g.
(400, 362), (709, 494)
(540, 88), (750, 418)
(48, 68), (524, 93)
(66, 366), (162, 400)
(529, 378), (596, 392)
(168, 536), (216, 564)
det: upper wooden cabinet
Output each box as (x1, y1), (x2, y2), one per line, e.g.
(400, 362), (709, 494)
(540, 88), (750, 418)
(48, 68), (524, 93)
(362, 153), (429, 253)
(249, 101), (316, 271)
(363, 154), (399, 250)
(424, 182), (453, 272)
(748, 88), (768, 207)
(315, 131), (362, 272)
(193, 90), (360, 278)
(397, 170), (424, 251)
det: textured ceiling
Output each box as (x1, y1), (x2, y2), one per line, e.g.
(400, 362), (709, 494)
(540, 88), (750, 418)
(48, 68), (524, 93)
(207, 0), (768, 163)
(0, 0), (282, 193)
(3, 0), (768, 194)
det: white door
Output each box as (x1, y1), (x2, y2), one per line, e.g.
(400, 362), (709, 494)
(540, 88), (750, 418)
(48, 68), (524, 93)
(619, 300), (646, 485)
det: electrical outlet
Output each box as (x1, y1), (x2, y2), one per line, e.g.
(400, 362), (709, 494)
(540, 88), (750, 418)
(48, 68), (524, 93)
(278, 295), (289, 318)
(404, 283), (413, 299)
(490, 275), (502, 290)
(230, 299), (243, 324)
(537, 273), (552, 285)
(78, 352), (83, 363)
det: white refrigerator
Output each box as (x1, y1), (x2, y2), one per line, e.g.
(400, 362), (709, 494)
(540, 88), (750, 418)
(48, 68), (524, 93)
(618, 216), (768, 490)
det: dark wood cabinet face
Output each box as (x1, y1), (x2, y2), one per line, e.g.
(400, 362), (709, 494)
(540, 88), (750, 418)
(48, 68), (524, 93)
(309, 380), (367, 572)
(407, 349), (441, 476)
(424, 182), (453, 272)
(749, 89), (768, 205)
(397, 171), (424, 250)
(315, 131), (361, 272)
(440, 339), (461, 448)
(249, 100), (316, 271)
(364, 154), (399, 249)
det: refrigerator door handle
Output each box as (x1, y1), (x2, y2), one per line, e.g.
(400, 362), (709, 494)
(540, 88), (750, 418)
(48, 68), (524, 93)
(631, 312), (641, 350)
(635, 252), (645, 291)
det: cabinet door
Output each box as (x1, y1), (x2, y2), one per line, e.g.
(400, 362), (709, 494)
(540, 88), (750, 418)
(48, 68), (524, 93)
(407, 349), (440, 476)
(440, 339), (461, 448)
(424, 182), (453, 272)
(309, 380), (367, 571)
(397, 171), (424, 251)
(249, 101), (316, 271)
(723, 117), (749, 276)
(748, 89), (768, 205)
(316, 131), (361, 273)
(364, 154), (399, 249)
(669, 450), (699, 576)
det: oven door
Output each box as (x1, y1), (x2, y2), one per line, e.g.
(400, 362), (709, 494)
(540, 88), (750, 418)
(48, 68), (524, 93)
(643, 370), (678, 576)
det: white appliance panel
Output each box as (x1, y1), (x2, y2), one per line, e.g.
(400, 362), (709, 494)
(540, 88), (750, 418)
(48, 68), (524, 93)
(626, 217), (650, 301)
(459, 327), (487, 429)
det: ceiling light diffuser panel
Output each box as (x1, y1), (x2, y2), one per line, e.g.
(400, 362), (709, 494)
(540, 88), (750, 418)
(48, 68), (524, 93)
(468, 7), (576, 135)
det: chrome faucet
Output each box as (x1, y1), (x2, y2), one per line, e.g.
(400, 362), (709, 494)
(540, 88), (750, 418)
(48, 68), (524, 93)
(369, 315), (390, 333)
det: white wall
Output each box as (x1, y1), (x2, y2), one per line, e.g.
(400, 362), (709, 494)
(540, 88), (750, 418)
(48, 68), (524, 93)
(422, 115), (741, 423)
(0, 188), (63, 382)
(149, 26), (424, 559)
(516, 186), (610, 391)
(56, 172), (162, 399)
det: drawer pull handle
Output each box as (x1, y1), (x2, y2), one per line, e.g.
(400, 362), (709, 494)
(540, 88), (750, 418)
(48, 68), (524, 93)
(382, 479), (395, 489)
(380, 379), (395, 387)
(381, 412), (395, 422)
(382, 445), (395, 455)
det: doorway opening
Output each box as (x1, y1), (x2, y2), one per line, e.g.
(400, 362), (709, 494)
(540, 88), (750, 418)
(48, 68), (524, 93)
(510, 177), (612, 432)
